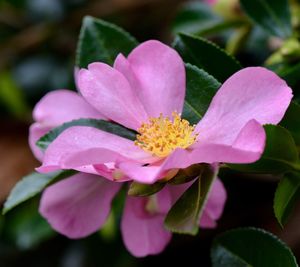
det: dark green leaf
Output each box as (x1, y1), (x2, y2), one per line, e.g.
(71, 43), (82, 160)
(278, 63), (300, 88)
(37, 118), (136, 150)
(183, 64), (220, 124)
(278, 62), (300, 87)
(229, 125), (299, 174)
(128, 182), (165, 197)
(76, 16), (138, 67)
(168, 164), (205, 185)
(3, 199), (54, 249)
(274, 172), (300, 227)
(197, 20), (246, 37)
(3, 170), (75, 214)
(164, 164), (218, 235)
(240, 0), (292, 38)
(173, 33), (241, 83)
(211, 228), (298, 267)
(281, 101), (300, 145)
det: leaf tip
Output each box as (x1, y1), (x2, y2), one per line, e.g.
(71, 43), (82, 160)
(82, 15), (94, 26)
(2, 205), (8, 215)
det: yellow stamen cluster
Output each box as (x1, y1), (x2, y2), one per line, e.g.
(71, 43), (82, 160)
(135, 112), (197, 158)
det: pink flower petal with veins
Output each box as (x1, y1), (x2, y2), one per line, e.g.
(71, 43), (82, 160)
(121, 188), (172, 257)
(29, 89), (103, 161)
(124, 40), (186, 117)
(37, 126), (153, 175)
(78, 63), (148, 130)
(39, 173), (121, 238)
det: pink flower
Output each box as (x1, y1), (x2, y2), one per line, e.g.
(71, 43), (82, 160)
(37, 41), (292, 184)
(29, 40), (292, 256)
(29, 78), (226, 258)
(40, 174), (226, 257)
(29, 42), (227, 256)
(121, 178), (226, 257)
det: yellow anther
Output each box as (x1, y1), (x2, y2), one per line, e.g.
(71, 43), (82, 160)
(135, 112), (198, 158)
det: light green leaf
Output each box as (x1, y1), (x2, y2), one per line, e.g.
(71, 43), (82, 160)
(76, 16), (138, 67)
(36, 118), (136, 150)
(183, 64), (220, 124)
(164, 164), (218, 235)
(240, 0), (292, 38)
(173, 33), (241, 83)
(211, 228), (298, 267)
(274, 172), (300, 227)
(3, 170), (75, 214)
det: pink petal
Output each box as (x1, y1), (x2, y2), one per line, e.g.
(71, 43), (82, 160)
(39, 173), (121, 238)
(120, 40), (185, 117)
(29, 123), (51, 161)
(33, 89), (103, 126)
(29, 123), (100, 175)
(199, 178), (227, 228)
(118, 162), (162, 184)
(119, 120), (265, 183)
(113, 54), (141, 99)
(195, 67), (292, 145)
(77, 62), (148, 130)
(121, 188), (172, 257)
(29, 89), (103, 161)
(198, 212), (216, 228)
(37, 126), (152, 173)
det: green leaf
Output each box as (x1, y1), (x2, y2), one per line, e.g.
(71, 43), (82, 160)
(274, 172), (300, 227)
(76, 16), (138, 68)
(168, 164), (205, 185)
(128, 182), (165, 197)
(173, 33), (241, 83)
(229, 125), (299, 174)
(211, 228), (298, 267)
(280, 101), (300, 145)
(37, 118), (136, 150)
(183, 64), (221, 124)
(279, 62), (300, 87)
(164, 164), (218, 235)
(240, 0), (292, 38)
(196, 20), (247, 37)
(172, 2), (221, 35)
(3, 170), (75, 214)
(3, 199), (55, 249)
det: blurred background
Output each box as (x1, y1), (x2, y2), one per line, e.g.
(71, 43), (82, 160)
(0, 0), (300, 266)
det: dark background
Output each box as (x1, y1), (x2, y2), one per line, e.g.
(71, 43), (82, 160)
(0, 0), (299, 266)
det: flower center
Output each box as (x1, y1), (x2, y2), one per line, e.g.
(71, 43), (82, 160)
(134, 112), (197, 158)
